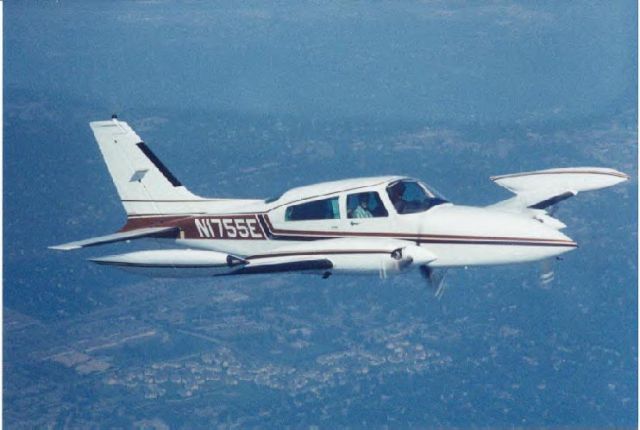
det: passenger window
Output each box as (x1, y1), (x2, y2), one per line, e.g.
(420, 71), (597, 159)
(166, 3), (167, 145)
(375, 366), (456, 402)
(347, 192), (388, 219)
(285, 197), (340, 221)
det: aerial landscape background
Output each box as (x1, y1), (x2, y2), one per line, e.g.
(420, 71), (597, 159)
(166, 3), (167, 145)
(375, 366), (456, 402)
(4, 1), (637, 428)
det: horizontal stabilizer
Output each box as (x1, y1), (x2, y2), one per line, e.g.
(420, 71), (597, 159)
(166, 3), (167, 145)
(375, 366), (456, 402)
(49, 226), (178, 251)
(489, 167), (628, 212)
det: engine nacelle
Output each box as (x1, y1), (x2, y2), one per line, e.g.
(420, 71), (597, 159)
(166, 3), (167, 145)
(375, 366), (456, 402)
(391, 245), (438, 267)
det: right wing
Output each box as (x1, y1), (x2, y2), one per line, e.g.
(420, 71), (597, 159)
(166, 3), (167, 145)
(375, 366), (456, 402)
(488, 167), (628, 212)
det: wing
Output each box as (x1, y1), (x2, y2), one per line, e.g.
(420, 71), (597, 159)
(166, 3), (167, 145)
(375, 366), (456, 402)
(488, 167), (628, 213)
(88, 248), (333, 277)
(49, 226), (179, 251)
(84, 237), (436, 277)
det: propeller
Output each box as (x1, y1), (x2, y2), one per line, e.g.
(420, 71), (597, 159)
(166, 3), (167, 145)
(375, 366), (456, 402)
(538, 202), (562, 288)
(410, 192), (450, 298)
(420, 265), (449, 299)
(538, 257), (562, 288)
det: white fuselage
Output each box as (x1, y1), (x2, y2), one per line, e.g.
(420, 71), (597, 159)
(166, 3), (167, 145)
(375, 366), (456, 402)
(94, 175), (582, 277)
(169, 202), (576, 273)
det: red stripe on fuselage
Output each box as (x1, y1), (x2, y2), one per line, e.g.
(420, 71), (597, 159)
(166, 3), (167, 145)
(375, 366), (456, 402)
(260, 214), (575, 246)
(120, 215), (193, 232)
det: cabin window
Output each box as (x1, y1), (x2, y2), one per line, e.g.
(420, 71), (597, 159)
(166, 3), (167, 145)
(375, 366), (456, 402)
(285, 197), (340, 221)
(347, 192), (388, 218)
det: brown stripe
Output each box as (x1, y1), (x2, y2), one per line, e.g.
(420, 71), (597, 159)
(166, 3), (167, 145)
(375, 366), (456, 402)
(119, 213), (576, 247)
(120, 215), (193, 232)
(247, 249), (392, 260)
(126, 213), (204, 218)
(262, 214), (574, 245)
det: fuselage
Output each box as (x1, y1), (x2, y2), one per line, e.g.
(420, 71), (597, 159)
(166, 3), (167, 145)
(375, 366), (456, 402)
(120, 176), (577, 274)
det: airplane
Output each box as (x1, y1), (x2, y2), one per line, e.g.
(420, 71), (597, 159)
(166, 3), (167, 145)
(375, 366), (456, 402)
(50, 117), (629, 294)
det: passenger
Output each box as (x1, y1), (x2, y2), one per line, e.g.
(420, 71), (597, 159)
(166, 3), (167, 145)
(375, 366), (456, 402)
(352, 194), (373, 218)
(388, 182), (406, 213)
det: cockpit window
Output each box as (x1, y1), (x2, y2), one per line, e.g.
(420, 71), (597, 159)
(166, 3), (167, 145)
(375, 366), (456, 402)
(386, 180), (448, 214)
(285, 197), (340, 221)
(347, 192), (388, 218)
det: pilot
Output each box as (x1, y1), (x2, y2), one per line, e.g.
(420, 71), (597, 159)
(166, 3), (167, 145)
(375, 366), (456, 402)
(388, 182), (406, 213)
(352, 194), (373, 218)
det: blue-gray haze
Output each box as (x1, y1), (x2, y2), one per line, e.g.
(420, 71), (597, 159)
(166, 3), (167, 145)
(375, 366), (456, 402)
(4, 1), (637, 428)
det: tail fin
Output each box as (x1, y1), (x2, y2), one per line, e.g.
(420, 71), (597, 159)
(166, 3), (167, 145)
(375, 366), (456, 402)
(90, 118), (201, 215)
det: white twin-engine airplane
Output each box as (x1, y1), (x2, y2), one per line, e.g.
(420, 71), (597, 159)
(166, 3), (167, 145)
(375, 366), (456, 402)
(51, 117), (628, 294)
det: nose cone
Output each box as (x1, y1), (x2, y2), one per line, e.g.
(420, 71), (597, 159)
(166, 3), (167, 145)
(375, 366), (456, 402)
(490, 216), (578, 264)
(422, 205), (578, 266)
(529, 219), (576, 245)
(496, 208), (578, 242)
(501, 214), (578, 262)
(538, 225), (577, 253)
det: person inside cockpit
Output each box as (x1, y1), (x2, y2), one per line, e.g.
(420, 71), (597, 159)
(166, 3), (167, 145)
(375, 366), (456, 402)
(387, 180), (449, 214)
(352, 193), (373, 218)
(388, 181), (406, 213)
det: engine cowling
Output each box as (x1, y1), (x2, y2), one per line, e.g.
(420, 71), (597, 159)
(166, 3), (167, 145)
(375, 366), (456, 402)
(390, 245), (438, 272)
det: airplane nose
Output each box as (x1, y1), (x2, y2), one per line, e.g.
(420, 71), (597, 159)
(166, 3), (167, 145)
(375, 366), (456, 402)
(541, 222), (577, 247)
(532, 221), (578, 259)
(553, 230), (577, 249)
(499, 220), (577, 264)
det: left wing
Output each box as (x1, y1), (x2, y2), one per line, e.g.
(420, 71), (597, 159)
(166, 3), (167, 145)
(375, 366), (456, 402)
(488, 167), (628, 213)
(87, 238), (437, 277)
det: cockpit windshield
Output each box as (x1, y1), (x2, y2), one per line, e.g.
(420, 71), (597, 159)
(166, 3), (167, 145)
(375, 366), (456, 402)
(386, 180), (448, 214)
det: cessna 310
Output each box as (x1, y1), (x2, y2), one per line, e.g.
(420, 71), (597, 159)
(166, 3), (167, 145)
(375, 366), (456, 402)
(51, 118), (628, 294)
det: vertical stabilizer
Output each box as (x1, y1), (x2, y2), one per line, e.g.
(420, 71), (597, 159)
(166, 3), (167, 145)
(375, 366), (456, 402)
(90, 118), (201, 215)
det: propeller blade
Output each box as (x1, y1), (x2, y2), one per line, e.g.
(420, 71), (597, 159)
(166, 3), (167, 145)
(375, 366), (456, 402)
(420, 265), (449, 299)
(539, 257), (557, 288)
